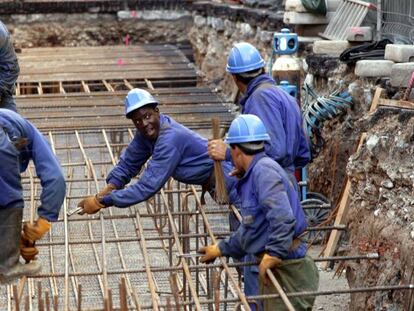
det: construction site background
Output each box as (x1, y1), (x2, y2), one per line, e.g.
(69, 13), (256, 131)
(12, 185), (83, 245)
(1, 0), (414, 310)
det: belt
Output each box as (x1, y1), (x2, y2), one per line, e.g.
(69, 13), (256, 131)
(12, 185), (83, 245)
(256, 237), (302, 260)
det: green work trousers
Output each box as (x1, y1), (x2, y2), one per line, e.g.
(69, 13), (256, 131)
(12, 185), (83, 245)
(260, 255), (319, 311)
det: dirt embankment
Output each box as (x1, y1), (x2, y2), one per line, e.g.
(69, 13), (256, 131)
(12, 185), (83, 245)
(4, 13), (191, 48)
(344, 111), (414, 310)
(304, 56), (367, 205)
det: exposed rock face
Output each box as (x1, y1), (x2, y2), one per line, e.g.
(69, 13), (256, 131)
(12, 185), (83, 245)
(189, 14), (276, 98)
(345, 111), (414, 310)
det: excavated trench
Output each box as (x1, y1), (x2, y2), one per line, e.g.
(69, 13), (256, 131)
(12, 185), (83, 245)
(2, 3), (414, 310)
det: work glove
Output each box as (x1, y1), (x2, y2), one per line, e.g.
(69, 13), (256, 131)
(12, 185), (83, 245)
(77, 195), (105, 215)
(22, 217), (51, 242)
(97, 183), (116, 198)
(198, 244), (221, 264)
(20, 236), (39, 263)
(259, 253), (282, 286)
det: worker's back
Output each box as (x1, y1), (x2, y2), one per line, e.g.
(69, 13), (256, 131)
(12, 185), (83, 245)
(0, 20), (20, 112)
(240, 74), (310, 173)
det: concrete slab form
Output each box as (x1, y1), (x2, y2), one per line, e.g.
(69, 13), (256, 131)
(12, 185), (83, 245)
(1, 44), (413, 310)
(15, 45), (233, 131)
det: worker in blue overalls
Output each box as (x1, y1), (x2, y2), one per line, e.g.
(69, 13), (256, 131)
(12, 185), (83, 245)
(0, 109), (66, 283)
(77, 88), (239, 214)
(209, 42), (310, 188)
(207, 42), (311, 306)
(199, 114), (319, 310)
(0, 20), (19, 112)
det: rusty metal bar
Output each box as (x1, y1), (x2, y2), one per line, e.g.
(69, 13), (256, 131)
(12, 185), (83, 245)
(188, 185), (251, 310)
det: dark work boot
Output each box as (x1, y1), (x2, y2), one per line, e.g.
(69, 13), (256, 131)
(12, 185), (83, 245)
(0, 207), (40, 282)
(0, 207), (23, 274)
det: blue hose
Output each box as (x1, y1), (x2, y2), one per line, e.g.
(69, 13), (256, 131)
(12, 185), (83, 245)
(302, 83), (353, 157)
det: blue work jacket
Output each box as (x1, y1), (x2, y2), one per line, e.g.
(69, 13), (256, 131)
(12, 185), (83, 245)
(219, 152), (307, 260)
(239, 74), (310, 173)
(102, 114), (238, 207)
(0, 109), (66, 221)
(0, 21), (19, 112)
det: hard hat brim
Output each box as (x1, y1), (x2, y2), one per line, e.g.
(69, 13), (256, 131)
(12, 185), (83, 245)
(225, 133), (270, 144)
(125, 100), (158, 117)
(226, 59), (265, 74)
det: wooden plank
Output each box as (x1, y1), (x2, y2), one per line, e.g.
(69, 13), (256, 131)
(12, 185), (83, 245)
(18, 56), (186, 65)
(19, 44), (181, 54)
(37, 82), (43, 95)
(369, 87), (384, 113)
(102, 80), (114, 92)
(59, 81), (66, 94)
(379, 98), (414, 110)
(123, 79), (134, 90)
(145, 79), (155, 91)
(81, 81), (90, 93)
(17, 70), (197, 82)
(19, 63), (191, 75)
(322, 133), (367, 268)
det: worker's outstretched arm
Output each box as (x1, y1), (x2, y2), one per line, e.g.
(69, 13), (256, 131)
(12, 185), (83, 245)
(20, 122), (66, 262)
(29, 123), (66, 222)
(102, 142), (181, 208)
(105, 133), (151, 189)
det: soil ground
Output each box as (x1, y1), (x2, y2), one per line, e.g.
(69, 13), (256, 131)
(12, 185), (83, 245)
(309, 246), (350, 311)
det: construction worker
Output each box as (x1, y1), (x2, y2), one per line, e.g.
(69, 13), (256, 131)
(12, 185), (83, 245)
(207, 42), (311, 306)
(208, 42), (310, 187)
(0, 109), (66, 283)
(0, 20), (19, 112)
(77, 88), (239, 214)
(199, 114), (319, 310)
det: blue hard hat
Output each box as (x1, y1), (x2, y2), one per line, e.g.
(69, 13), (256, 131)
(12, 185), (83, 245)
(225, 114), (270, 144)
(226, 42), (265, 74)
(124, 88), (158, 117)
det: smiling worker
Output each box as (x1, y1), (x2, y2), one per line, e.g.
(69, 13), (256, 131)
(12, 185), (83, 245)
(77, 88), (239, 213)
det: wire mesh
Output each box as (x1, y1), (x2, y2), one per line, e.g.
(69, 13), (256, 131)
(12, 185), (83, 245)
(380, 0), (414, 43)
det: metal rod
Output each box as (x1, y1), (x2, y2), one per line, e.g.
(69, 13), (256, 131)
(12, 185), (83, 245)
(135, 212), (160, 310)
(188, 186), (251, 310)
(266, 270), (296, 311)
(160, 189), (203, 310)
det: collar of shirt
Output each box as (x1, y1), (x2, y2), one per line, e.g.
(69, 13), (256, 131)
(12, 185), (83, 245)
(239, 74), (276, 108)
(238, 151), (267, 185)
